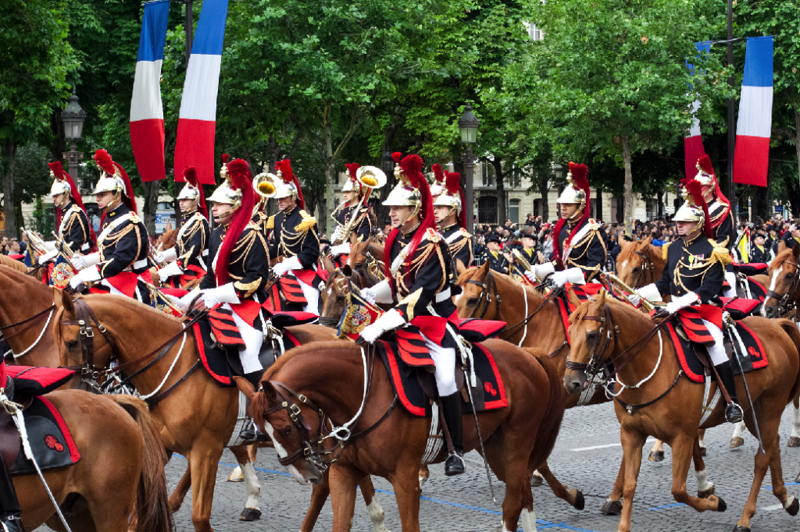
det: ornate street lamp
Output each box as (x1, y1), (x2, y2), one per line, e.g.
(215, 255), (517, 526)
(458, 104), (480, 232)
(61, 88), (87, 189)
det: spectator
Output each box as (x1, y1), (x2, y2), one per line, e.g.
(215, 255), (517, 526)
(750, 233), (769, 263)
(540, 229), (553, 261)
(7, 239), (20, 255)
(525, 213), (536, 227)
(0, 236), (7, 255)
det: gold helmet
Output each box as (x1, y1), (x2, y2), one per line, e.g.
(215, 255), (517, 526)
(274, 159), (305, 210)
(673, 178), (710, 237)
(48, 161), (72, 198)
(383, 152), (423, 219)
(342, 163), (363, 196)
(556, 162), (589, 208)
(693, 154), (715, 187)
(93, 149), (126, 196)
(433, 171), (465, 226)
(208, 154), (242, 208)
(177, 166), (201, 202)
(429, 163), (446, 197)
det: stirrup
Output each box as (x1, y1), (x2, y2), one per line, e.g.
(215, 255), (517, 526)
(1, 517), (24, 532)
(725, 402), (744, 424)
(444, 451), (465, 476)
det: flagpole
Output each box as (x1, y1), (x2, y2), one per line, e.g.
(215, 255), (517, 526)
(727, 0), (737, 218)
(184, 0), (193, 64)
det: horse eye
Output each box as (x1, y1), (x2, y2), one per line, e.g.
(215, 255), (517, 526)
(283, 427), (292, 436)
(66, 340), (78, 350)
(467, 298), (479, 306)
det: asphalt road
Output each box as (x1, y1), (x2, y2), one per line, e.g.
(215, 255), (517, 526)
(159, 402), (800, 532)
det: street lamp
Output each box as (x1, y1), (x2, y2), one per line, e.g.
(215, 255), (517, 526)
(61, 88), (87, 189)
(458, 104), (480, 232)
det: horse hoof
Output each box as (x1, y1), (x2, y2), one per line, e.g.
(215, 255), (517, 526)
(786, 496), (799, 516)
(573, 490), (585, 511)
(717, 496), (727, 512)
(530, 474), (543, 487)
(648, 450), (664, 462)
(795, 471), (800, 484)
(787, 436), (800, 448)
(239, 508), (262, 521)
(730, 437), (744, 449)
(732, 526), (750, 532)
(700, 446), (707, 456)
(601, 500), (622, 515)
(698, 485), (715, 499)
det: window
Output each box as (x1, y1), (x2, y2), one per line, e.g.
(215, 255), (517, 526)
(478, 196), (498, 224)
(481, 162), (496, 187)
(528, 23), (543, 41)
(533, 198), (542, 217)
(509, 199), (520, 225)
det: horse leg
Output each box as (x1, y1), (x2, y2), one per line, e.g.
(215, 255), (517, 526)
(601, 458), (624, 516)
(617, 427), (647, 532)
(301, 471), (331, 532)
(228, 443), (259, 481)
(188, 447), (224, 532)
(668, 434), (726, 514)
(692, 437), (715, 499)
(230, 445), (261, 521)
(358, 476), (389, 532)
(169, 464), (192, 514)
(788, 399), (800, 447)
(530, 469), (544, 487)
(537, 461), (584, 510)
(698, 428), (707, 456)
(647, 439), (665, 462)
(418, 464), (430, 489)
(730, 421), (746, 448)
(329, 465), (361, 532)
(388, 464), (422, 532)
(766, 425), (799, 517)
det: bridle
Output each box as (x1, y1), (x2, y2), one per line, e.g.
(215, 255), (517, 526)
(465, 268), (501, 319)
(766, 259), (800, 316)
(565, 304), (618, 379)
(630, 249), (657, 286)
(0, 303), (56, 359)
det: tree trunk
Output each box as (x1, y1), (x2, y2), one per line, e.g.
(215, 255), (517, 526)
(491, 157), (506, 225)
(793, 110), (800, 218)
(2, 140), (17, 239)
(622, 135), (634, 235)
(596, 188), (603, 221)
(141, 180), (161, 236)
(322, 103), (334, 237)
(374, 121), (399, 231)
(538, 172), (549, 223)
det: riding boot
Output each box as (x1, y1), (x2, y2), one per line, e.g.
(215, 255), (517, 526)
(440, 392), (465, 476)
(716, 361), (744, 423)
(239, 371), (269, 443)
(0, 455), (23, 532)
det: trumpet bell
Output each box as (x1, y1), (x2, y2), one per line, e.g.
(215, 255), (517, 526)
(356, 166), (387, 190)
(253, 173), (277, 199)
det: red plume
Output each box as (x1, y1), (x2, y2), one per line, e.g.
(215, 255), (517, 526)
(697, 154), (714, 175)
(696, 154), (730, 210)
(445, 171), (466, 228)
(183, 166), (207, 219)
(216, 159), (255, 285)
(384, 154), (435, 283)
(392, 152), (402, 164)
(431, 163), (445, 184)
(345, 163), (360, 181)
(276, 159), (304, 210)
(49, 161), (93, 242)
(93, 149), (115, 176)
(222, 154), (229, 165)
(114, 161), (137, 214)
(684, 178), (713, 238)
(552, 162), (592, 269)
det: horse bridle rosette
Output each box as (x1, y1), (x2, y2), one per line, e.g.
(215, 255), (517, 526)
(565, 305), (617, 380)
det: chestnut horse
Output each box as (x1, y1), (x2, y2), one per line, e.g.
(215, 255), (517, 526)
(11, 391), (172, 532)
(244, 336), (565, 532)
(564, 291), (800, 532)
(615, 237), (665, 288)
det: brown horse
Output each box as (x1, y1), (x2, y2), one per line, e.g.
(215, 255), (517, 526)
(243, 335), (565, 532)
(11, 391), (172, 531)
(615, 237), (666, 288)
(563, 291), (800, 532)
(347, 236), (384, 279)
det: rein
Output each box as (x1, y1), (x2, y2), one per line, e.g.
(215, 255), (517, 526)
(630, 249), (656, 286)
(766, 259), (800, 315)
(500, 286), (560, 342)
(0, 304), (56, 344)
(465, 269), (501, 319)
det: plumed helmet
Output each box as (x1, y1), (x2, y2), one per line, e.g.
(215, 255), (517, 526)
(92, 149), (137, 212)
(274, 159), (305, 209)
(556, 162), (589, 208)
(341, 163), (363, 195)
(177, 166), (201, 201)
(383, 152), (424, 219)
(433, 171), (465, 226)
(673, 178), (712, 238)
(208, 155), (245, 209)
(429, 164), (446, 197)
(48, 161), (72, 197)
(694, 154), (715, 187)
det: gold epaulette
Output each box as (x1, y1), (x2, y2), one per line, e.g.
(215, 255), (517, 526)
(426, 227), (441, 243)
(294, 210), (316, 233)
(662, 242), (670, 261)
(129, 212), (141, 224)
(708, 239), (733, 267)
(588, 218), (601, 230)
(266, 215), (276, 230)
(460, 227), (472, 238)
(246, 221), (260, 231)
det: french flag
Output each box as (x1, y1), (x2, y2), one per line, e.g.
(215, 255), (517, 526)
(684, 42), (711, 181)
(733, 36), (773, 187)
(174, 0), (229, 185)
(130, 0), (170, 182)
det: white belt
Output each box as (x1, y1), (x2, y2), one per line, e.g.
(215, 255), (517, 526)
(435, 287), (452, 303)
(80, 243), (90, 252)
(202, 249), (209, 257)
(133, 258), (148, 270)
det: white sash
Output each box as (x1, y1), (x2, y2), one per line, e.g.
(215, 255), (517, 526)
(176, 212), (207, 243)
(563, 223), (593, 262)
(58, 205), (80, 236)
(97, 212), (133, 245)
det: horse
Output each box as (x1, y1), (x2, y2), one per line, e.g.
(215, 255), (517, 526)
(10, 391), (172, 532)
(615, 237), (665, 289)
(347, 236), (384, 281)
(563, 290), (800, 532)
(242, 334), (565, 532)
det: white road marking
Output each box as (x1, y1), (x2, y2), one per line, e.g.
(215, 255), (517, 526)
(571, 437), (655, 452)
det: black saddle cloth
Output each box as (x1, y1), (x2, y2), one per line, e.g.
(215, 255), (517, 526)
(192, 320), (276, 387)
(9, 396), (81, 476)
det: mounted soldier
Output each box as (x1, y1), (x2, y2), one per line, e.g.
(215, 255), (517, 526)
(637, 178), (743, 424)
(429, 162), (446, 201)
(329, 163), (375, 263)
(481, 234), (509, 274)
(433, 170), (473, 271)
(69, 150), (151, 304)
(156, 166), (210, 286)
(528, 162), (606, 287)
(48, 161), (95, 254)
(267, 159), (321, 314)
(358, 152), (466, 476)
(510, 230), (543, 282)
(0, 359), (22, 532)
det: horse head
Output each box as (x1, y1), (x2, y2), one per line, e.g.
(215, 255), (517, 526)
(319, 269), (352, 325)
(762, 244), (800, 319)
(563, 289), (612, 395)
(616, 236), (661, 288)
(156, 224), (178, 250)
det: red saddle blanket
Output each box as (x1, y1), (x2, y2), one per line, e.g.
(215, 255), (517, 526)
(665, 321), (768, 384)
(376, 336), (508, 417)
(264, 275), (308, 312)
(10, 396), (80, 476)
(6, 366), (75, 396)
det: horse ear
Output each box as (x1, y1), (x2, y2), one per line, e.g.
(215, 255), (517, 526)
(642, 235), (652, 247)
(61, 292), (76, 315)
(479, 260), (490, 276)
(261, 381), (278, 403)
(567, 287), (581, 309)
(456, 258), (467, 276)
(233, 376), (256, 400)
(597, 289), (608, 307)
(793, 242), (800, 261)
(342, 264), (353, 277)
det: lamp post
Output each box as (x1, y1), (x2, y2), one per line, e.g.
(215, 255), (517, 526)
(458, 104), (480, 233)
(61, 88), (87, 189)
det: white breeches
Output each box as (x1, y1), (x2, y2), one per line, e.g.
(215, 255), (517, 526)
(723, 270), (737, 299)
(421, 332), (457, 396)
(701, 319), (727, 365)
(224, 303), (264, 374)
(295, 277), (320, 315)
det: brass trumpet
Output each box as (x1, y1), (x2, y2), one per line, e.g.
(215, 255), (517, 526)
(332, 166), (387, 246)
(252, 172), (277, 208)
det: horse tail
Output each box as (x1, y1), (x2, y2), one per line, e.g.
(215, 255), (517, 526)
(527, 355), (565, 471)
(112, 395), (175, 532)
(777, 318), (800, 403)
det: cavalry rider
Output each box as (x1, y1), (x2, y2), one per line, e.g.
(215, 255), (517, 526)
(510, 230), (542, 281)
(358, 152), (466, 476)
(482, 234), (509, 273)
(433, 170), (473, 271)
(267, 159), (321, 314)
(527, 162), (606, 287)
(429, 163), (446, 200)
(69, 150), (151, 304)
(156, 166), (210, 287)
(48, 161), (95, 254)
(693, 155), (737, 298)
(637, 179), (743, 424)
(329, 162), (373, 262)
(195, 158), (272, 388)
(750, 232), (770, 264)
(0, 360), (22, 532)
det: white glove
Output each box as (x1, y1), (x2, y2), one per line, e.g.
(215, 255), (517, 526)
(665, 292), (699, 314)
(43, 241), (57, 252)
(70, 254), (86, 270)
(533, 262), (555, 280)
(68, 265), (101, 288)
(524, 271), (538, 284)
(83, 252), (101, 267)
(157, 261), (184, 281)
(165, 293), (189, 312)
(38, 249), (59, 265)
(330, 243), (351, 257)
(202, 283), (241, 305)
(358, 309), (405, 344)
(627, 294), (641, 306)
(331, 226), (343, 242)
(272, 256), (302, 278)
(637, 283), (663, 303)
(552, 268), (585, 287)
(367, 279), (394, 305)
(161, 247), (178, 263)
(179, 290), (203, 309)
(360, 287), (377, 305)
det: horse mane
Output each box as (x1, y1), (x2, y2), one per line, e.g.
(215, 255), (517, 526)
(616, 241), (638, 265)
(263, 341), (355, 381)
(456, 265), (541, 298)
(83, 294), (186, 324)
(769, 248), (794, 275)
(0, 255), (29, 274)
(568, 292), (653, 328)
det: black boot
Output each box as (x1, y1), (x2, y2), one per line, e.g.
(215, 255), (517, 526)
(239, 371), (269, 442)
(0, 456), (23, 532)
(716, 361), (744, 423)
(440, 393), (465, 476)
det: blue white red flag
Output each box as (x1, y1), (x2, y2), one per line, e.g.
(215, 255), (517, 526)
(174, 0), (229, 185)
(130, 0), (170, 182)
(684, 42), (711, 181)
(733, 36), (773, 187)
